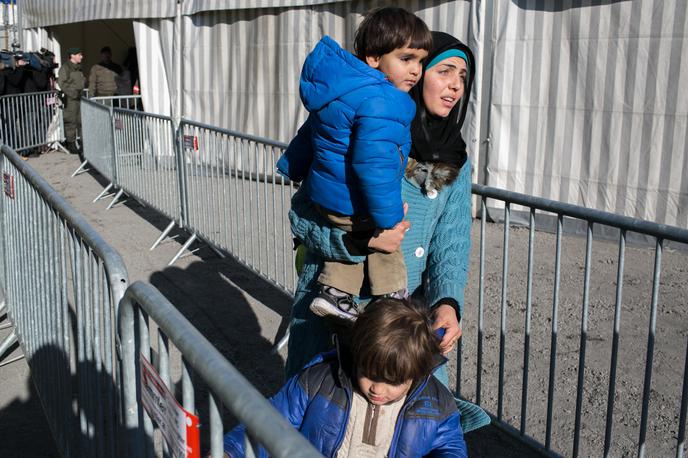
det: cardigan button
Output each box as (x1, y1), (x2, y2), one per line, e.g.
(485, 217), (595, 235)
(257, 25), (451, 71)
(415, 247), (425, 258)
(426, 189), (438, 199)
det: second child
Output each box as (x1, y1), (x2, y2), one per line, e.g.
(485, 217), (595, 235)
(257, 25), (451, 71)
(223, 298), (467, 457)
(277, 7), (431, 322)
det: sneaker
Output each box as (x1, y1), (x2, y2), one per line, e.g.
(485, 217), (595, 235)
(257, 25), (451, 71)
(382, 288), (408, 300)
(310, 286), (359, 322)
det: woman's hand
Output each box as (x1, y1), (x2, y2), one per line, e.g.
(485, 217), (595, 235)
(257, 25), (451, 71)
(433, 304), (461, 355)
(367, 203), (410, 253)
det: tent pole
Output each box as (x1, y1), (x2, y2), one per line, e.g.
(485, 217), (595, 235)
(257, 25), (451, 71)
(174, 0), (183, 129)
(14, 0), (21, 48)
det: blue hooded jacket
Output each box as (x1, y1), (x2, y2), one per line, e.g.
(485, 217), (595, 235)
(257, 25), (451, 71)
(224, 351), (467, 457)
(276, 36), (416, 229)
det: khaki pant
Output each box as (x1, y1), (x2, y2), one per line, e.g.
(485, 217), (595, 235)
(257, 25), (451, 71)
(317, 208), (406, 296)
(63, 97), (81, 142)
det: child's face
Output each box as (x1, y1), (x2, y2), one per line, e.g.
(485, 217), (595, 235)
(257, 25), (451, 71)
(366, 45), (428, 92)
(357, 374), (413, 405)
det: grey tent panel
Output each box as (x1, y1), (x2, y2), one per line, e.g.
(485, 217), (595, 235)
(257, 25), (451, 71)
(183, 0), (346, 15)
(21, 0), (177, 28)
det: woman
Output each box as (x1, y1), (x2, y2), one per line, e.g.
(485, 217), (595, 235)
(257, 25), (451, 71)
(286, 32), (489, 432)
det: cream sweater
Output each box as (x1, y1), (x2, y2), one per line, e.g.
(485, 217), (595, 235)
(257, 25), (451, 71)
(336, 391), (406, 458)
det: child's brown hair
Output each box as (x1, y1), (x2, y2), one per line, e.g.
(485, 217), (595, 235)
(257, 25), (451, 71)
(349, 297), (440, 385)
(353, 7), (432, 60)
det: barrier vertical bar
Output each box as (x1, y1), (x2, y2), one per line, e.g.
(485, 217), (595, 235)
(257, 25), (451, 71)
(573, 222), (593, 457)
(476, 197), (486, 406)
(677, 339), (688, 458)
(497, 202), (510, 421)
(175, 122), (188, 231)
(604, 230), (626, 457)
(520, 208), (535, 435)
(638, 239), (663, 458)
(545, 214), (563, 450)
(182, 357), (195, 412)
(210, 393), (223, 458)
(119, 295), (143, 458)
(159, 331), (171, 458)
(109, 105), (118, 187)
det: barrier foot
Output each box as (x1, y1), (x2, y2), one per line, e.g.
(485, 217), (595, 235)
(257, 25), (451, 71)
(0, 354), (25, 367)
(54, 142), (70, 154)
(106, 189), (125, 210)
(0, 330), (18, 364)
(199, 236), (225, 259)
(271, 329), (290, 355)
(150, 221), (176, 251)
(93, 183), (114, 203)
(71, 160), (89, 177)
(169, 233), (197, 266)
(208, 244), (225, 259)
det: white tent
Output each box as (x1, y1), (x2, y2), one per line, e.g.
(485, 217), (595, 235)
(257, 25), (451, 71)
(19, 0), (688, 229)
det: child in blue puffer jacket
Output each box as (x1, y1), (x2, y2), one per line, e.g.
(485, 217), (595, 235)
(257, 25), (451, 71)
(223, 297), (467, 457)
(276, 7), (431, 322)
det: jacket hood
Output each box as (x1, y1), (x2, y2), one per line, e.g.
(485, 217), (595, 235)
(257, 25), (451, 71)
(300, 36), (389, 112)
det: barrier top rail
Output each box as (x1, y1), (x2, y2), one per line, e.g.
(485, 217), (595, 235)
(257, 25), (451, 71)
(181, 118), (289, 150)
(473, 183), (688, 243)
(0, 144), (128, 297)
(118, 281), (322, 458)
(112, 105), (173, 122)
(91, 95), (143, 101)
(0, 90), (56, 99)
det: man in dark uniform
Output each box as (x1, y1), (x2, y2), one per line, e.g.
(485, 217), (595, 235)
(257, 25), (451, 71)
(58, 47), (85, 158)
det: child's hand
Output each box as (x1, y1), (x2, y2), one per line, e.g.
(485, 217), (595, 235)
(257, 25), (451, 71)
(433, 304), (461, 355)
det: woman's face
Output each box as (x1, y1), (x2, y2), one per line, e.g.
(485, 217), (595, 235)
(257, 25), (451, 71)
(422, 56), (467, 118)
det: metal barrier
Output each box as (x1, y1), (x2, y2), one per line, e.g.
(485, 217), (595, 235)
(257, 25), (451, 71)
(79, 108), (298, 286)
(75, 104), (688, 457)
(91, 95), (143, 110)
(178, 120), (297, 293)
(78, 99), (117, 199)
(460, 184), (688, 458)
(111, 108), (181, 219)
(118, 281), (322, 458)
(0, 144), (128, 457)
(0, 91), (64, 152)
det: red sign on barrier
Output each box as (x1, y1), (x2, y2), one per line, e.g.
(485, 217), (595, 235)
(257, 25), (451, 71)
(114, 119), (124, 130)
(3, 173), (15, 199)
(183, 135), (199, 151)
(140, 354), (200, 458)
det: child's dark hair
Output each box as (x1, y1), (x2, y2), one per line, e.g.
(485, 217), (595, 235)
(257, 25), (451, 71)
(350, 297), (440, 385)
(353, 7), (432, 60)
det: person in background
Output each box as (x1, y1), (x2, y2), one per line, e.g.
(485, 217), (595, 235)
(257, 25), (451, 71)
(89, 46), (122, 97)
(58, 47), (85, 158)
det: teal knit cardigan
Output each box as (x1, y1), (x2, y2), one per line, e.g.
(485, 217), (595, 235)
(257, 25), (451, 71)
(286, 159), (490, 433)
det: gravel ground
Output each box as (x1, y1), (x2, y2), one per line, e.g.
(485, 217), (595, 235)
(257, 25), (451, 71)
(446, 217), (688, 457)
(1, 149), (686, 457)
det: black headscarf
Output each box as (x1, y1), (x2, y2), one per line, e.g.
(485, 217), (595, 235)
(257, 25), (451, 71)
(409, 32), (475, 167)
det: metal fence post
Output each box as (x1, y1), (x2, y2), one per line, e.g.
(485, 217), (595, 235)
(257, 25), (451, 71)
(0, 153), (6, 293)
(174, 122), (189, 231)
(109, 105), (119, 188)
(118, 291), (143, 458)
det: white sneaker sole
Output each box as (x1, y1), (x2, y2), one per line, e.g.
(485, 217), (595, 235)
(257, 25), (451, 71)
(310, 297), (357, 322)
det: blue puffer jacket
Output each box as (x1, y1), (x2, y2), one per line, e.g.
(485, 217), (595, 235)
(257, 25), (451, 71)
(224, 351), (467, 458)
(276, 36), (416, 229)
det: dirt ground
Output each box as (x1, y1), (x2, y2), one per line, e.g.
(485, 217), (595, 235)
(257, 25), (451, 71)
(1, 149), (686, 457)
